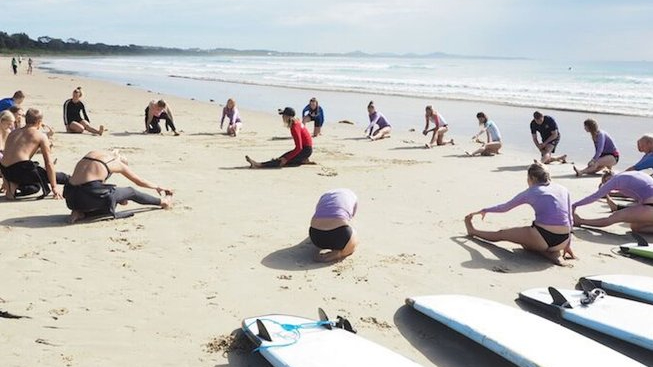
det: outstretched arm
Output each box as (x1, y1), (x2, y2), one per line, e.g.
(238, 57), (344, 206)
(591, 132), (606, 162)
(116, 163), (172, 195)
(482, 189), (530, 214)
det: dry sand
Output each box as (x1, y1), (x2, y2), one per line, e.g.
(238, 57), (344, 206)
(1, 58), (652, 367)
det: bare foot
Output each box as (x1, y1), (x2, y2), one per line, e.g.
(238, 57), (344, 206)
(465, 151), (472, 156)
(542, 250), (564, 266)
(98, 125), (105, 136)
(5, 182), (17, 200)
(314, 249), (347, 263)
(559, 155), (567, 164)
(69, 210), (85, 224)
(245, 155), (260, 169)
(160, 195), (173, 209)
(573, 165), (580, 177)
(173, 131), (180, 136)
(606, 196), (619, 212)
(464, 215), (475, 236)
(424, 143), (432, 149)
(118, 200), (128, 206)
(450, 139), (455, 145)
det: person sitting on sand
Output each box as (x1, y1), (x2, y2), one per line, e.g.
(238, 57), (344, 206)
(423, 105), (454, 148)
(63, 87), (104, 135)
(573, 170), (653, 233)
(302, 97), (325, 138)
(530, 111), (567, 164)
(144, 99), (179, 136)
(626, 134), (653, 172)
(220, 98), (242, 137)
(310, 188), (359, 262)
(573, 119), (619, 176)
(0, 111), (15, 192)
(466, 112), (502, 156)
(365, 101), (391, 141)
(64, 150), (173, 223)
(246, 107), (313, 168)
(0, 108), (69, 199)
(465, 162), (575, 265)
(0, 91), (25, 113)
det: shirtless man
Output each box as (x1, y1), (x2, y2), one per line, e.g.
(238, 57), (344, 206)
(0, 108), (69, 199)
(144, 100), (179, 136)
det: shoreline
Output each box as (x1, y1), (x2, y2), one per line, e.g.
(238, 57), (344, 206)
(1, 58), (653, 367)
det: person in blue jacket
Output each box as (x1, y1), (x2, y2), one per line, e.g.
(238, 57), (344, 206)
(302, 97), (325, 138)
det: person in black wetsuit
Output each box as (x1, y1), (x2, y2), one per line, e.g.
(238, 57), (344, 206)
(64, 150), (174, 223)
(63, 87), (104, 135)
(0, 108), (69, 199)
(144, 100), (179, 136)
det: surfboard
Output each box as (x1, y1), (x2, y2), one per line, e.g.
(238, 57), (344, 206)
(582, 274), (653, 305)
(406, 295), (644, 367)
(241, 310), (424, 367)
(620, 243), (653, 260)
(519, 287), (653, 351)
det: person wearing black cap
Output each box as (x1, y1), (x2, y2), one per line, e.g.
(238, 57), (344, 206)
(245, 107), (313, 168)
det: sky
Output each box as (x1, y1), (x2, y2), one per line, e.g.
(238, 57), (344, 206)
(3, 0), (653, 61)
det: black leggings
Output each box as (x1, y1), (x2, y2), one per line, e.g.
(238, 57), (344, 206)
(113, 187), (161, 206)
(146, 110), (176, 133)
(261, 146), (313, 168)
(65, 182), (161, 219)
(0, 161), (69, 198)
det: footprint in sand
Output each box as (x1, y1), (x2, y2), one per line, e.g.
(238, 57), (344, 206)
(318, 167), (338, 177)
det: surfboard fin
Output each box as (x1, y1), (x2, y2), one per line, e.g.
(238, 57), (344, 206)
(256, 319), (272, 342)
(318, 308), (333, 330)
(579, 278), (598, 293)
(336, 316), (357, 334)
(630, 232), (649, 247)
(548, 287), (572, 309)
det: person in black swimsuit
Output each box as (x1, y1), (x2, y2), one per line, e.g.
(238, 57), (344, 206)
(64, 150), (174, 223)
(63, 87), (104, 135)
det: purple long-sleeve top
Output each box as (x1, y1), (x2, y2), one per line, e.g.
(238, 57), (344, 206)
(592, 130), (619, 161)
(573, 171), (653, 208)
(483, 183), (572, 227)
(313, 189), (358, 220)
(366, 112), (390, 135)
(221, 107), (241, 125)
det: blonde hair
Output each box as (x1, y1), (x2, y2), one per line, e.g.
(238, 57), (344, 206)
(226, 98), (236, 108)
(527, 162), (550, 184)
(0, 110), (15, 126)
(584, 119), (599, 137)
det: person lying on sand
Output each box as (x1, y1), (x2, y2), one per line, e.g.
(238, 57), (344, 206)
(364, 101), (391, 141)
(246, 107), (314, 168)
(423, 105), (453, 148)
(310, 189), (359, 262)
(573, 170), (653, 233)
(573, 119), (619, 177)
(466, 112), (502, 156)
(465, 162), (575, 265)
(63, 87), (104, 135)
(530, 111), (567, 164)
(64, 150), (173, 223)
(0, 108), (69, 199)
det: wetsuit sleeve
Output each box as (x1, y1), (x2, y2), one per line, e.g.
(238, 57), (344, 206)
(366, 114), (380, 135)
(572, 179), (617, 208)
(63, 100), (69, 125)
(302, 105), (310, 117)
(530, 121), (537, 135)
(592, 131), (606, 161)
(317, 107), (324, 125)
(284, 123), (304, 162)
(220, 108), (226, 124)
(634, 154), (653, 171)
(80, 102), (90, 122)
(483, 189), (530, 213)
(232, 108), (240, 124)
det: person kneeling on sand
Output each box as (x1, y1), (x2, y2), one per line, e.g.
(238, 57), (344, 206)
(310, 189), (359, 262)
(0, 108), (69, 199)
(365, 101), (391, 141)
(144, 99), (179, 136)
(573, 170), (653, 233)
(530, 111), (567, 164)
(573, 119), (619, 177)
(465, 162), (575, 265)
(423, 105), (454, 148)
(63, 87), (104, 135)
(64, 150), (173, 223)
(467, 112), (502, 156)
(220, 98), (242, 137)
(246, 107), (313, 168)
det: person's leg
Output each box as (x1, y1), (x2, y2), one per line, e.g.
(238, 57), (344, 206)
(573, 155), (616, 176)
(574, 205), (653, 229)
(464, 215), (548, 251)
(484, 142), (502, 154)
(315, 231), (358, 263)
(465, 146), (485, 156)
(79, 120), (104, 135)
(66, 122), (85, 134)
(148, 120), (162, 134)
(286, 146), (313, 166)
(313, 125), (322, 137)
(234, 123), (242, 136)
(436, 127), (454, 146)
(161, 113), (179, 135)
(245, 155), (280, 169)
(370, 126), (391, 141)
(112, 187), (162, 206)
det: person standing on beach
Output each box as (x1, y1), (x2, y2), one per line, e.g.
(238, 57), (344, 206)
(64, 150), (173, 223)
(27, 58), (33, 75)
(626, 134), (653, 172)
(302, 97), (325, 138)
(465, 162), (575, 265)
(423, 105), (454, 148)
(365, 101), (392, 141)
(220, 98), (242, 137)
(11, 57), (18, 75)
(144, 100), (179, 136)
(63, 87), (105, 135)
(245, 107), (313, 168)
(573, 119), (619, 176)
(310, 188), (359, 262)
(0, 108), (69, 199)
(0, 91), (25, 113)
(467, 112), (502, 156)
(530, 111), (567, 164)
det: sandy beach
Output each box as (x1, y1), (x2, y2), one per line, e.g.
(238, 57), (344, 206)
(1, 57), (653, 367)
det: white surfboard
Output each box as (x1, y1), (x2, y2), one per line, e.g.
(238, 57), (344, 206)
(406, 295), (644, 367)
(620, 242), (653, 260)
(582, 274), (653, 305)
(242, 312), (423, 367)
(519, 287), (653, 351)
